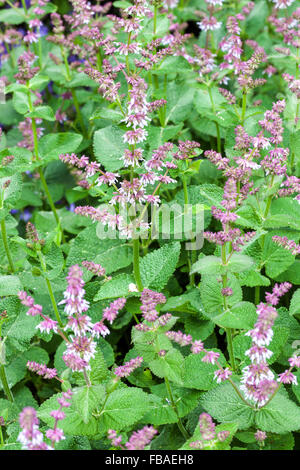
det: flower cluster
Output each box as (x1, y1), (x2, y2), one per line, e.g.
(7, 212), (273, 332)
(18, 291), (58, 334)
(17, 390), (72, 450)
(189, 413), (230, 449)
(61, 265), (126, 372)
(108, 425), (157, 450)
(240, 283), (295, 407)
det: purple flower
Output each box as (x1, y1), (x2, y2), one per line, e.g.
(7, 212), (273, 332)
(114, 357), (143, 378)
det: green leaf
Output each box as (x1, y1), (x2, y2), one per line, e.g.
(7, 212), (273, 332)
(276, 260), (300, 284)
(255, 393), (300, 433)
(89, 350), (109, 384)
(38, 393), (98, 436)
(43, 242), (64, 280)
(191, 256), (222, 275)
(227, 254), (255, 273)
(0, 276), (22, 296)
(142, 394), (178, 426)
(0, 174), (23, 215)
(1, 347), (49, 391)
(165, 83), (195, 125)
(93, 125), (127, 172)
(290, 288), (300, 316)
(148, 349), (184, 385)
(39, 133), (82, 160)
(72, 385), (106, 424)
(265, 198), (300, 230)
(94, 274), (135, 301)
(28, 75), (50, 91)
(154, 56), (191, 75)
(98, 387), (150, 432)
(212, 301), (257, 330)
(90, 108), (123, 122)
(140, 242), (181, 290)
(12, 91), (30, 115)
(3, 306), (40, 352)
(26, 105), (55, 121)
(239, 270), (271, 287)
(67, 225), (132, 275)
(0, 8), (25, 24)
(182, 352), (222, 390)
(200, 274), (242, 316)
(262, 233), (295, 278)
(200, 382), (255, 430)
(162, 288), (204, 315)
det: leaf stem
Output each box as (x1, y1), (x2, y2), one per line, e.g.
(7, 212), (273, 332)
(241, 90), (247, 126)
(0, 424), (4, 447)
(37, 250), (64, 328)
(133, 238), (143, 292)
(27, 85), (65, 242)
(0, 219), (15, 273)
(0, 365), (14, 402)
(207, 85), (221, 153)
(164, 376), (189, 441)
(221, 244), (236, 371)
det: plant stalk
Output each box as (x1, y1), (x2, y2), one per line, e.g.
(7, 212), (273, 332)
(0, 365), (14, 402)
(133, 238), (143, 291)
(0, 219), (15, 273)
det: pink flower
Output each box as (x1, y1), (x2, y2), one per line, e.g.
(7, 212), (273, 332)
(191, 340), (204, 354)
(125, 426), (157, 450)
(36, 317), (58, 334)
(27, 362), (57, 380)
(46, 428), (65, 443)
(288, 356), (300, 368)
(199, 413), (215, 441)
(102, 298), (126, 324)
(255, 430), (267, 442)
(202, 351), (220, 365)
(214, 368), (232, 383)
(114, 357), (143, 378)
(277, 370), (298, 385)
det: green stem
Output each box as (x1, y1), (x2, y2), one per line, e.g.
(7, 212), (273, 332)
(0, 219), (15, 273)
(208, 85), (221, 153)
(133, 238), (143, 291)
(227, 376), (254, 407)
(37, 250), (64, 328)
(71, 89), (86, 136)
(0, 365), (14, 402)
(182, 176), (189, 207)
(221, 244), (236, 371)
(164, 377), (189, 441)
(38, 169), (65, 243)
(225, 328), (236, 372)
(83, 369), (91, 387)
(153, 5), (157, 37)
(60, 47), (86, 136)
(20, 0), (28, 13)
(0, 424), (4, 447)
(27, 86), (65, 242)
(241, 90), (247, 126)
(183, 176), (196, 286)
(256, 176), (275, 307)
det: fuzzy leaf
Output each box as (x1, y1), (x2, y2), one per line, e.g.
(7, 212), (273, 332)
(97, 387), (150, 432)
(140, 242), (181, 290)
(93, 125), (127, 172)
